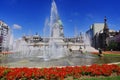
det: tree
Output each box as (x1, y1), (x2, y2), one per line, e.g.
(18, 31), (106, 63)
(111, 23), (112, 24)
(108, 41), (117, 50)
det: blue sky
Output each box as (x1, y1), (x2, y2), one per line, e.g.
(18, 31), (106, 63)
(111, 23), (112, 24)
(0, 0), (120, 38)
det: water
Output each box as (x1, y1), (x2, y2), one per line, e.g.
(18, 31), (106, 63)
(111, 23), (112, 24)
(0, 51), (96, 67)
(50, 0), (64, 38)
(83, 33), (98, 52)
(43, 0), (67, 60)
(0, 0), (101, 67)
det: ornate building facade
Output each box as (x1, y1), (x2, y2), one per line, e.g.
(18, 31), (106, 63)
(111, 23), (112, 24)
(98, 16), (109, 49)
(86, 17), (119, 50)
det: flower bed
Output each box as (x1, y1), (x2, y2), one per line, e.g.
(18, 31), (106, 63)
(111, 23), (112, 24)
(0, 64), (120, 80)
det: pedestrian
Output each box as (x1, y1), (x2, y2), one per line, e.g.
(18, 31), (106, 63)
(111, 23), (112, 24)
(111, 49), (113, 52)
(98, 48), (103, 57)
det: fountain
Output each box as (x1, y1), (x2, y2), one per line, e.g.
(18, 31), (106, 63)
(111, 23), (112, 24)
(1, 0), (118, 68)
(5, 0), (70, 60)
(43, 0), (68, 60)
(83, 33), (98, 52)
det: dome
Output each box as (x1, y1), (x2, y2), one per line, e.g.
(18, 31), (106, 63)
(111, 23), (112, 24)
(58, 19), (63, 26)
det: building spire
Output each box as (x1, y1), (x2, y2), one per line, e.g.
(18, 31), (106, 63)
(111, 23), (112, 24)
(103, 16), (109, 39)
(104, 16), (109, 30)
(104, 16), (107, 23)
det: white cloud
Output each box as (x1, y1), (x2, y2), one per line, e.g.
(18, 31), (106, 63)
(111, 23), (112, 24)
(13, 24), (22, 30)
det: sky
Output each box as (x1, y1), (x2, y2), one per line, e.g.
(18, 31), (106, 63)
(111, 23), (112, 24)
(0, 0), (120, 38)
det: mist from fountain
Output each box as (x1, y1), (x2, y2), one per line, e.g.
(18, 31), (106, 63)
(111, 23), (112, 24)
(43, 18), (50, 38)
(83, 33), (98, 52)
(8, 30), (14, 50)
(43, 0), (69, 60)
(7, 0), (69, 61)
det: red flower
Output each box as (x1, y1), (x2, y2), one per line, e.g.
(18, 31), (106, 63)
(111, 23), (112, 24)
(0, 64), (120, 80)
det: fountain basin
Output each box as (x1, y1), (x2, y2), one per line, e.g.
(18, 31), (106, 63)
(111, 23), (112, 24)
(1, 51), (120, 68)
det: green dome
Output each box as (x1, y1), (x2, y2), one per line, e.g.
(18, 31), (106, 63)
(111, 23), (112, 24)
(58, 20), (63, 26)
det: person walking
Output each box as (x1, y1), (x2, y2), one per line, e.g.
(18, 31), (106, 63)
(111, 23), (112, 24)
(98, 48), (103, 57)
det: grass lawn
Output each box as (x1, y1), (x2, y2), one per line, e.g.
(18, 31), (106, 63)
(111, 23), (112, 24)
(92, 52), (120, 64)
(103, 53), (120, 57)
